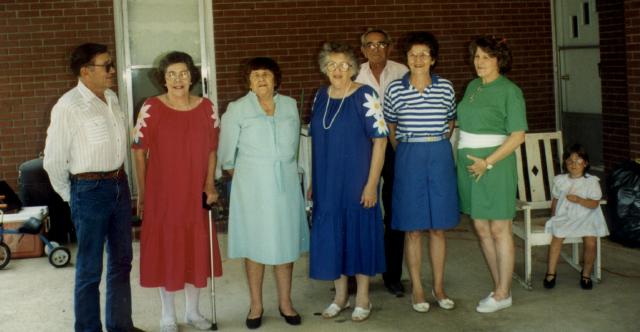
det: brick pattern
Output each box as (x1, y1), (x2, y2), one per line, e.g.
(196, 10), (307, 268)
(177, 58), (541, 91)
(0, 0), (115, 188)
(626, 0), (640, 160)
(213, 0), (556, 132)
(598, 0), (630, 171)
(2, 0), (558, 188)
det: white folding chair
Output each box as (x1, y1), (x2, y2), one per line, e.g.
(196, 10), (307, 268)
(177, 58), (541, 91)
(512, 131), (603, 289)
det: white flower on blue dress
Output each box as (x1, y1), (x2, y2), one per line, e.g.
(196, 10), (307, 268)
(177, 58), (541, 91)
(363, 92), (388, 135)
(132, 104), (151, 144)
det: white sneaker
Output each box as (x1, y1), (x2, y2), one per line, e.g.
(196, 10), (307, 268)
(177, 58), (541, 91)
(478, 292), (494, 306)
(476, 295), (512, 313)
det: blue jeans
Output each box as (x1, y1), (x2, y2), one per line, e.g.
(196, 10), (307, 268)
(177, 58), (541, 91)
(70, 176), (133, 332)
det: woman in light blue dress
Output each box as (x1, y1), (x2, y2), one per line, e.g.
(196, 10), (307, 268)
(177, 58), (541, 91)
(218, 57), (309, 329)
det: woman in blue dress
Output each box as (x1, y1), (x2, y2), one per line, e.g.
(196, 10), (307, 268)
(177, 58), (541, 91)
(309, 42), (388, 322)
(218, 57), (309, 329)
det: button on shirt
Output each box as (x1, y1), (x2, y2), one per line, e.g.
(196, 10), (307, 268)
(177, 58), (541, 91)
(355, 60), (408, 106)
(43, 80), (127, 202)
(383, 73), (456, 140)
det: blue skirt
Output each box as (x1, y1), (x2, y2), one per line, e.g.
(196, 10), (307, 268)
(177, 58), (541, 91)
(392, 140), (460, 231)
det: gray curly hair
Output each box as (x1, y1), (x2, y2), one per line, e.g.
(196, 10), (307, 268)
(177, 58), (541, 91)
(317, 41), (360, 80)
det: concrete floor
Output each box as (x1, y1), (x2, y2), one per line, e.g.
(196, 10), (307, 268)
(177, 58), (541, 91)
(1, 216), (639, 332)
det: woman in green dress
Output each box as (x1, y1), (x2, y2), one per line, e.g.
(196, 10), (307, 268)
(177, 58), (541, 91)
(456, 36), (527, 313)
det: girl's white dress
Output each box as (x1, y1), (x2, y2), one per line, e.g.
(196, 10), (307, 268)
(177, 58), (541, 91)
(545, 173), (609, 238)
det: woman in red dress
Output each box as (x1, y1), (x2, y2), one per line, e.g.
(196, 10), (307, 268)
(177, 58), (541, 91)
(132, 51), (222, 332)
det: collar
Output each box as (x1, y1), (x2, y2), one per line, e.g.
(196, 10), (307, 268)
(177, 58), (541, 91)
(401, 73), (440, 89)
(76, 79), (113, 104)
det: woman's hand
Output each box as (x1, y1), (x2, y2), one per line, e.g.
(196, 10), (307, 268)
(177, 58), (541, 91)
(136, 196), (144, 219)
(466, 154), (490, 182)
(360, 183), (378, 208)
(306, 184), (313, 201)
(204, 188), (219, 206)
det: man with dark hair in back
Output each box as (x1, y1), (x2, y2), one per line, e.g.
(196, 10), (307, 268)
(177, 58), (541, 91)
(43, 43), (140, 332)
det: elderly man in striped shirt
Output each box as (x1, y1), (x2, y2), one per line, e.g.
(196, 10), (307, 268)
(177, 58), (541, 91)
(44, 43), (140, 332)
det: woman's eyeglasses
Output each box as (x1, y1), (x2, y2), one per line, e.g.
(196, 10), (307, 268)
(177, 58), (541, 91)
(326, 62), (352, 72)
(165, 71), (191, 81)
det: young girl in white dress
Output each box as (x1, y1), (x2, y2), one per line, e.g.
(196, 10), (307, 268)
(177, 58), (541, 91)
(543, 144), (608, 290)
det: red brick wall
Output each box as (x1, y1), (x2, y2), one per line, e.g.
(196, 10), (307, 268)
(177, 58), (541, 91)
(0, 0), (115, 188)
(598, 0), (630, 171)
(1, 0), (557, 188)
(626, 0), (640, 160)
(213, 0), (556, 132)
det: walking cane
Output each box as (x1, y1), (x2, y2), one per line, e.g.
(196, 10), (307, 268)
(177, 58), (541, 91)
(204, 193), (218, 330)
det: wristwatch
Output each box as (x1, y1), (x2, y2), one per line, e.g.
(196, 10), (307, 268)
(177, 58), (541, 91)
(485, 160), (493, 170)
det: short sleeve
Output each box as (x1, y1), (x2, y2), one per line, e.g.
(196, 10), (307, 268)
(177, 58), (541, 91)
(308, 89), (323, 137)
(217, 101), (242, 170)
(131, 99), (155, 149)
(204, 99), (220, 151)
(505, 84), (528, 133)
(446, 83), (457, 121)
(359, 86), (388, 138)
(585, 176), (603, 201)
(383, 83), (398, 124)
(551, 175), (564, 199)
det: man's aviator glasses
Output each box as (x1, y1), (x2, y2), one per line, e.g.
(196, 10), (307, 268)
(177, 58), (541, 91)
(326, 62), (352, 72)
(365, 42), (389, 50)
(87, 61), (115, 72)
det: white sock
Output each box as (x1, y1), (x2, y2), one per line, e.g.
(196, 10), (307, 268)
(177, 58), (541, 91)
(185, 283), (204, 321)
(159, 288), (176, 324)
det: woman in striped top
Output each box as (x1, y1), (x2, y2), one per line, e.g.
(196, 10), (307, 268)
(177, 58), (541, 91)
(383, 31), (459, 313)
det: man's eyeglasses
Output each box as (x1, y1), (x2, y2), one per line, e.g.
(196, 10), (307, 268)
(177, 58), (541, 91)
(165, 71), (191, 81)
(87, 61), (115, 72)
(364, 42), (389, 50)
(326, 62), (352, 72)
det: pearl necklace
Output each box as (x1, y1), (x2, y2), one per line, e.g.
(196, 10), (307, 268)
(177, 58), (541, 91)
(322, 81), (351, 130)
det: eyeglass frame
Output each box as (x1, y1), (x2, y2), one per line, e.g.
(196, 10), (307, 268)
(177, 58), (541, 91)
(326, 61), (352, 72)
(86, 61), (116, 72)
(165, 71), (191, 81)
(364, 41), (389, 50)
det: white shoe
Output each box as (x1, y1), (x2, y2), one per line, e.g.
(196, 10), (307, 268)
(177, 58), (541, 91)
(186, 314), (212, 330)
(476, 295), (512, 313)
(478, 292), (494, 306)
(351, 302), (372, 322)
(322, 301), (350, 318)
(411, 295), (430, 313)
(160, 320), (178, 332)
(432, 290), (455, 310)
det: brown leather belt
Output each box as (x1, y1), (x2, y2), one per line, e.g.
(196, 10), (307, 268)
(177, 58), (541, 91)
(71, 165), (125, 180)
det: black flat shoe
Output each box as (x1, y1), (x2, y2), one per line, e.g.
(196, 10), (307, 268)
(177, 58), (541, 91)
(279, 308), (301, 326)
(384, 281), (405, 297)
(580, 274), (593, 290)
(543, 273), (556, 289)
(246, 309), (263, 329)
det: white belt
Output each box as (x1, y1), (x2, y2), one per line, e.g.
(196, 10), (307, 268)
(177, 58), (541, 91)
(457, 130), (507, 149)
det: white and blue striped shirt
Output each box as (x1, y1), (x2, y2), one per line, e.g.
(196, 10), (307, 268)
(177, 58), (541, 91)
(383, 73), (456, 140)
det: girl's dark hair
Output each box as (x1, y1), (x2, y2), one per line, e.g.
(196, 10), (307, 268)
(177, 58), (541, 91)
(243, 57), (282, 90)
(402, 31), (439, 69)
(469, 35), (512, 74)
(562, 143), (590, 174)
(155, 51), (201, 91)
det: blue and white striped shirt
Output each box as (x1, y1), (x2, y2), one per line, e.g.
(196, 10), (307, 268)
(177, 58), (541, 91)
(383, 73), (456, 140)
